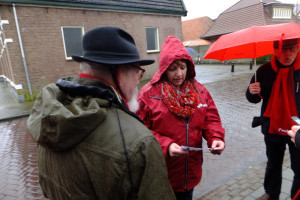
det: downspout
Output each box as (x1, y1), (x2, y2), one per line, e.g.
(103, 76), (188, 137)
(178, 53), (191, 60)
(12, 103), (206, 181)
(13, 3), (33, 100)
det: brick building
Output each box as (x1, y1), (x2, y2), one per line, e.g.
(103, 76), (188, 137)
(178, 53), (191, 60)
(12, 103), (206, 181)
(0, 0), (187, 102)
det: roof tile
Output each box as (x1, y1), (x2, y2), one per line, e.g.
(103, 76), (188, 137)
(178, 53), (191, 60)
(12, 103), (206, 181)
(201, 0), (297, 40)
(2, 0), (187, 15)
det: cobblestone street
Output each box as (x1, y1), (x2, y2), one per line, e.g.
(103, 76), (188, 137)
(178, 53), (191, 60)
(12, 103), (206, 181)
(194, 65), (292, 200)
(194, 72), (266, 198)
(0, 118), (46, 200)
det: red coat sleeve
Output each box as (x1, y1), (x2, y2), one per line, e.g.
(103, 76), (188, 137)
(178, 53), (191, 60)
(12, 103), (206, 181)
(137, 90), (175, 158)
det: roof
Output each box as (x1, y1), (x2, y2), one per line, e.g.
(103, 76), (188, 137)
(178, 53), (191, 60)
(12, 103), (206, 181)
(0, 0), (187, 16)
(182, 16), (212, 46)
(182, 16), (212, 40)
(201, 0), (297, 40)
(183, 39), (211, 47)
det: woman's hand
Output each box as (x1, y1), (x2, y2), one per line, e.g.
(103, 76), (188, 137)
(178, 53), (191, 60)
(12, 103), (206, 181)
(168, 143), (188, 157)
(210, 140), (225, 155)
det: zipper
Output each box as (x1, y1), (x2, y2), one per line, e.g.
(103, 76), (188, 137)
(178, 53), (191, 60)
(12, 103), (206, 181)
(184, 117), (190, 193)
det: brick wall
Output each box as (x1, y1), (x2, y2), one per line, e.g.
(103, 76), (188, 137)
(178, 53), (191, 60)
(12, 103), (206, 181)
(0, 4), (183, 101)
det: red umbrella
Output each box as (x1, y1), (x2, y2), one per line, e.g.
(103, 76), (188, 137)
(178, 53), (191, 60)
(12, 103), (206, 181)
(203, 22), (300, 81)
(203, 22), (300, 61)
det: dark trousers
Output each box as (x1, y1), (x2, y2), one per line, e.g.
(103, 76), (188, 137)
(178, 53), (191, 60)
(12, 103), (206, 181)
(174, 188), (194, 200)
(264, 136), (300, 199)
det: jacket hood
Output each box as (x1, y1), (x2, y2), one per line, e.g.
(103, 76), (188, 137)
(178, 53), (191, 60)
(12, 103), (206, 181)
(27, 77), (124, 151)
(150, 35), (195, 84)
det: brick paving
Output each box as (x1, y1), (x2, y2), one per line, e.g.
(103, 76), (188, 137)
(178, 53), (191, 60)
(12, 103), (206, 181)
(194, 65), (292, 200)
(0, 64), (294, 200)
(0, 118), (46, 200)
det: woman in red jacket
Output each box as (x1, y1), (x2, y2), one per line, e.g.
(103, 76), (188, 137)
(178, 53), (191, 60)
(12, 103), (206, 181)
(136, 35), (225, 200)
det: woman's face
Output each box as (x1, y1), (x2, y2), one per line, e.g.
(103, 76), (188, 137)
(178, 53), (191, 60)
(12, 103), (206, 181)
(165, 60), (187, 89)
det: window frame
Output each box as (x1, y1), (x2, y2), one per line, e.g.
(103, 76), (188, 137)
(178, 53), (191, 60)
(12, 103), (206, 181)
(273, 7), (292, 19)
(145, 27), (160, 53)
(61, 26), (84, 60)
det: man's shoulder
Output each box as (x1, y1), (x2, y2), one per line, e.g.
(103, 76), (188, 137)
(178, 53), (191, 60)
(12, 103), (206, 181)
(257, 62), (273, 73)
(259, 62), (271, 69)
(118, 109), (153, 136)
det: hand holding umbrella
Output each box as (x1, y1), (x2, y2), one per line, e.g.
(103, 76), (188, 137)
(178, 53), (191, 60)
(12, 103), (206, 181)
(249, 82), (261, 95)
(203, 22), (300, 82)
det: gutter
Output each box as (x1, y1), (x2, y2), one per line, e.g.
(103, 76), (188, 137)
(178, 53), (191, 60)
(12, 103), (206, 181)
(13, 3), (33, 100)
(180, 0), (188, 17)
(1, 0), (187, 16)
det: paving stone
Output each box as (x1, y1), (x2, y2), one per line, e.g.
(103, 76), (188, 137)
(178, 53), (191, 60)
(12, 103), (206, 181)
(243, 196), (255, 200)
(249, 186), (265, 199)
(231, 196), (244, 200)
(250, 182), (263, 191)
(228, 188), (241, 197)
(280, 192), (291, 200)
(215, 195), (232, 200)
(283, 168), (294, 181)
(281, 178), (293, 196)
(228, 184), (239, 191)
(240, 189), (254, 197)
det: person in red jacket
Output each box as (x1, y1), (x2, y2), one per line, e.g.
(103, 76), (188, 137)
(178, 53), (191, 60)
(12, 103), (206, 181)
(246, 39), (300, 200)
(136, 35), (225, 200)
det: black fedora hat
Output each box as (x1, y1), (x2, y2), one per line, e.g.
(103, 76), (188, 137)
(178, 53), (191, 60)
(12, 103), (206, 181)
(72, 26), (155, 66)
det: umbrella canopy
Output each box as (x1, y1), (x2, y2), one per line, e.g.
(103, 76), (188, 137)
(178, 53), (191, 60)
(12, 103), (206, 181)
(203, 22), (300, 61)
(186, 47), (197, 55)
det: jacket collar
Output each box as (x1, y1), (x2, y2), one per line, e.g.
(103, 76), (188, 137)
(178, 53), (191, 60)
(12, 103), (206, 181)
(56, 77), (143, 123)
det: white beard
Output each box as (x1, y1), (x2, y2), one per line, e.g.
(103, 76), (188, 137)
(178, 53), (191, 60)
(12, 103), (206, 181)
(127, 87), (139, 113)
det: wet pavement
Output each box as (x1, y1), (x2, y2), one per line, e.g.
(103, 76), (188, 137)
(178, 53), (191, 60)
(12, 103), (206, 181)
(0, 64), (294, 200)
(0, 82), (34, 121)
(0, 118), (47, 200)
(194, 64), (293, 200)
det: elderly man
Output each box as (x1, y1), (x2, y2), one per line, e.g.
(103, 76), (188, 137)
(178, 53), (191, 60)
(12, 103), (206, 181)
(246, 38), (300, 200)
(27, 26), (175, 200)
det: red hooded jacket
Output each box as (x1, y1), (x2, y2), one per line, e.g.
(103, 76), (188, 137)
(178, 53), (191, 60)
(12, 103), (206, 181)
(136, 36), (225, 192)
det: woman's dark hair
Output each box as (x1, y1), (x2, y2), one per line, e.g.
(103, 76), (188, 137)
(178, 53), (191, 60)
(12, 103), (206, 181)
(162, 59), (193, 81)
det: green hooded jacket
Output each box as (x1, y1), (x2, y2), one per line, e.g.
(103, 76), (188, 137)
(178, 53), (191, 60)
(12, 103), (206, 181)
(27, 77), (175, 200)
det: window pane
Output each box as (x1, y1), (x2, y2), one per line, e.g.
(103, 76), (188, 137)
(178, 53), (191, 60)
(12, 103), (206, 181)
(62, 27), (83, 59)
(273, 8), (291, 19)
(146, 28), (158, 51)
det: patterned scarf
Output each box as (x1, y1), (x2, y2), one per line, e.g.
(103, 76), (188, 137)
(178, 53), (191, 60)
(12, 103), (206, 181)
(160, 80), (199, 118)
(263, 53), (300, 135)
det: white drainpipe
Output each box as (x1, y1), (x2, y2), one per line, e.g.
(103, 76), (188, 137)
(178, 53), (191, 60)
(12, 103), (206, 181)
(13, 3), (33, 101)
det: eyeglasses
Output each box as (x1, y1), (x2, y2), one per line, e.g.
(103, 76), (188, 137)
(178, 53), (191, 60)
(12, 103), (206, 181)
(131, 64), (145, 80)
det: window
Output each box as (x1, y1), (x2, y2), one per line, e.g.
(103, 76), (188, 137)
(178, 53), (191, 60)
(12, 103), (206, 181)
(146, 27), (159, 52)
(62, 27), (84, 60)
(273, 8), (292, 19)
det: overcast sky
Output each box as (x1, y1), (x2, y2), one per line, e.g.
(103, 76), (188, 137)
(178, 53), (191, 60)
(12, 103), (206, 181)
(181, 0), (298, 21)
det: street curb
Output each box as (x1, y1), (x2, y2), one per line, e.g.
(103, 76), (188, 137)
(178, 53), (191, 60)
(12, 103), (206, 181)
(0, 113), (30, 122)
